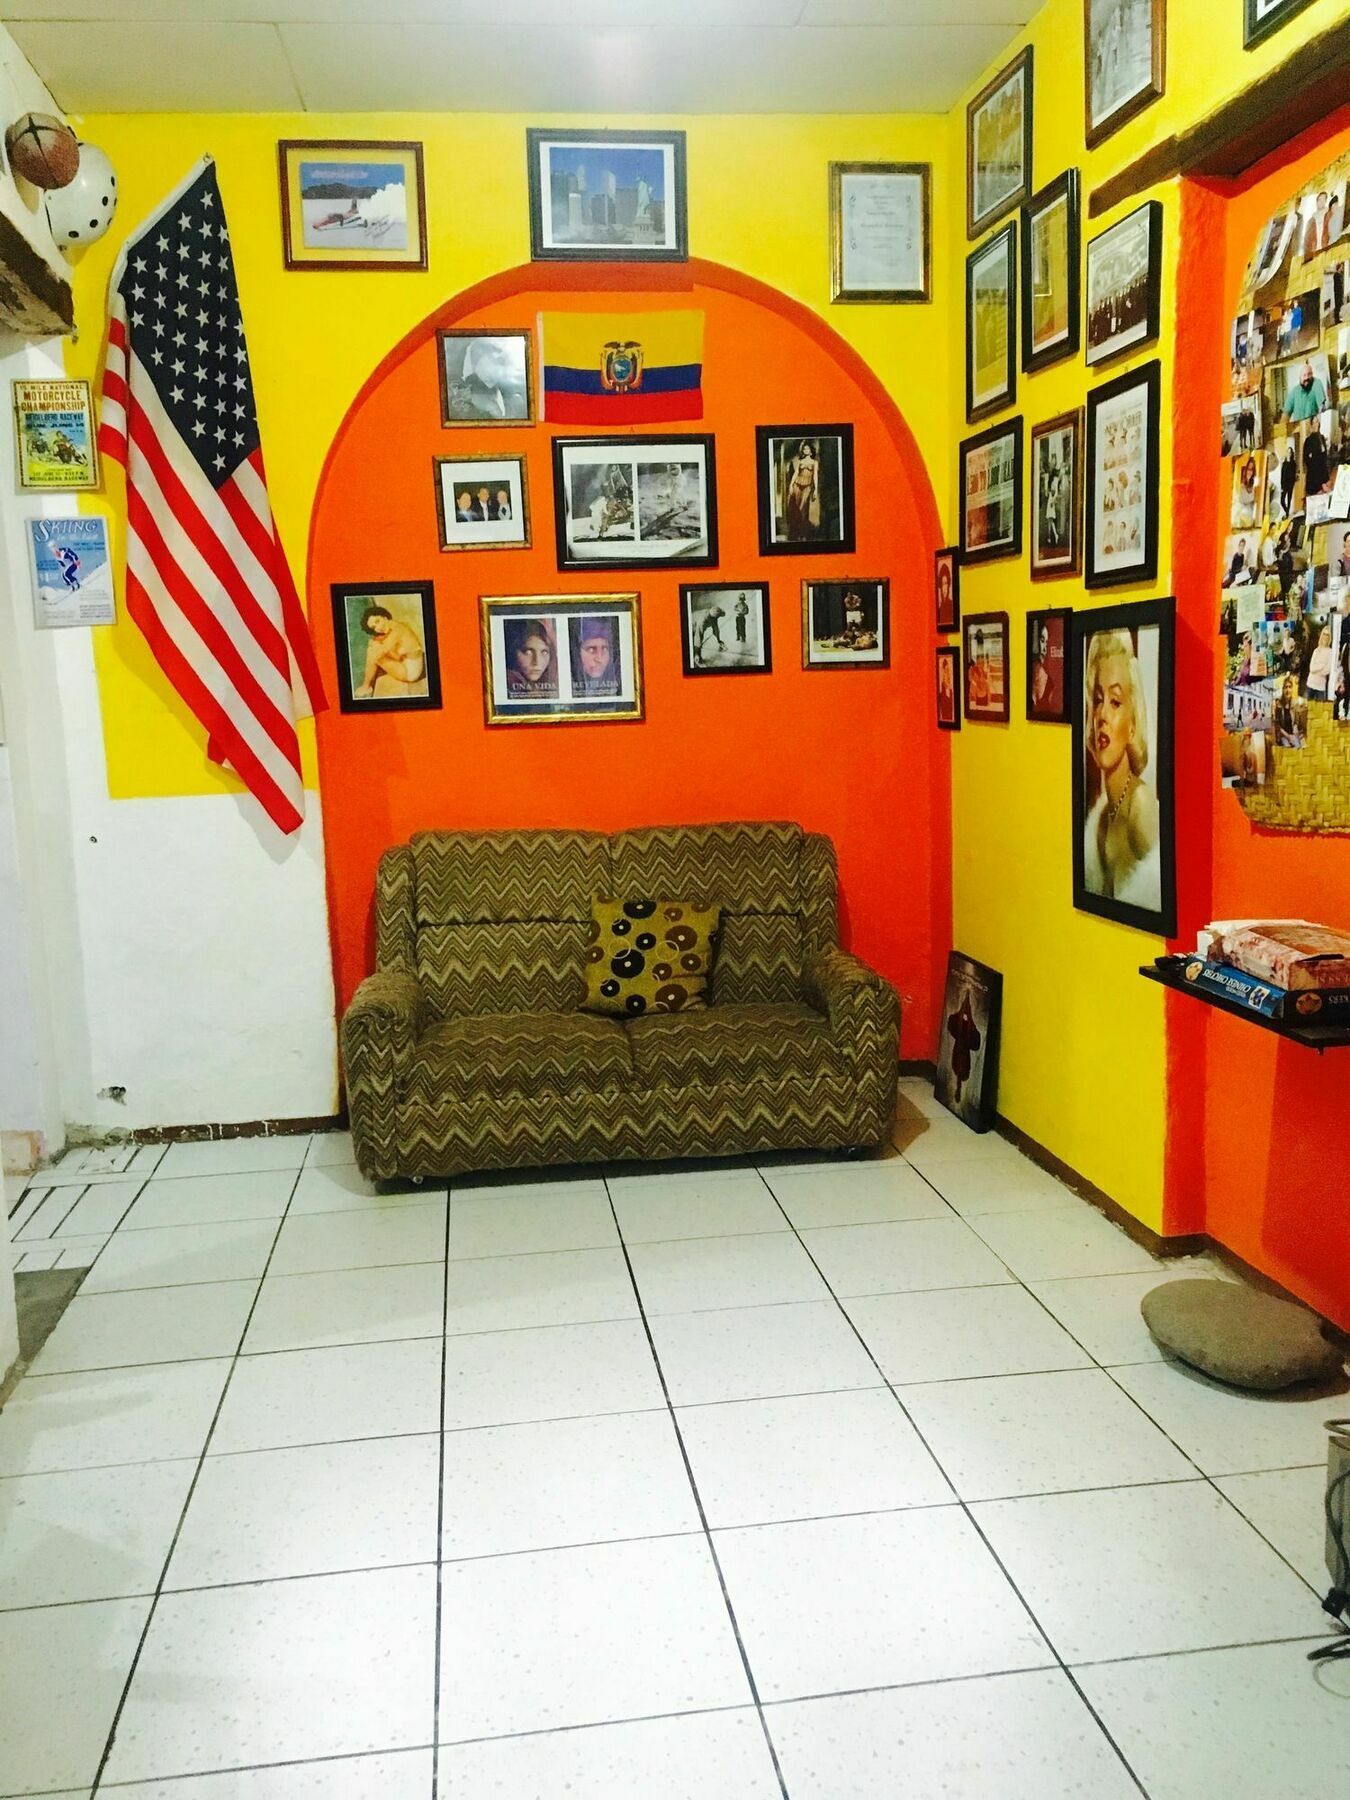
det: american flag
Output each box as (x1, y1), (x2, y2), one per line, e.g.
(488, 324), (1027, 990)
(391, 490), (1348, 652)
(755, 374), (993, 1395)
(99, 158), (324, 836)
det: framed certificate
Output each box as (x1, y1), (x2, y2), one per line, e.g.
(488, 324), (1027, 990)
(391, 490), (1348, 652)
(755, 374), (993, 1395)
(830, 162), (930, 304)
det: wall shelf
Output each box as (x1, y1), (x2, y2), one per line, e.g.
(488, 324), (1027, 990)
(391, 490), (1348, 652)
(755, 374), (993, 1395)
(1140, 959), (1350, 1053)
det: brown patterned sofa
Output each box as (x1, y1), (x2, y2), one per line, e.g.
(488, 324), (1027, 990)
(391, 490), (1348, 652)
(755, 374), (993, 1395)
(341, 821), (899, 1182)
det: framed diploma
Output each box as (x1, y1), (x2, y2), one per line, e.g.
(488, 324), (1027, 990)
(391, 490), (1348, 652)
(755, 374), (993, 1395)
(830, 162), (930, 304)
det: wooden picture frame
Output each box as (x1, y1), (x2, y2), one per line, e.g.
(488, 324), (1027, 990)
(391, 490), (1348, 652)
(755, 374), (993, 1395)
(1085, 200), (1163, 368)
(756, 425), (856, 557)
(330, 581), (441, 714)
(1021, 170), (1081, 372)
(1030, 409), (1084, 579)
(934, 951), (1003, 1131)
(1085, 360), (1161, 589)
(436, 329), (534, 426)
(479, 593), (644, 725)
(963, 610), (1011, 723)
(433, 454), (531, 553)
(936, 645), (962, 730)
(959, 417), (1024, 564)
(935, 545), (961, 633)
(967, 47), (1034, 239)
(680, 582), (773, 676)
(526, 127), (688, 263)
(552, 434), (717, 572)
(278, 139), (427, 272)
(829, 161), (931, 304)
(1084, 0), (1165, 149)
(1026, 606), (1073, 723)
(966, 223), (1018, 422)
(1244, 0), (1317, 50)
(801, 578), (890, 670)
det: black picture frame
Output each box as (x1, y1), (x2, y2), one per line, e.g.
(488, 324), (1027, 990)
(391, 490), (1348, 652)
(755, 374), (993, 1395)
(1244, 0), (1316, 48)
(1021, 169), (1081, 373)
(934, 951), (1003, 1132)
(330, 581), (441, 715)
(1071, 596), (1177, 937)
(959, 416), (1024, 564)
(966, 223), (1018, 423)
(755, 425), (856, 557)
(1026, 606), (1073, 723)
(1085, 200), (1163, 368)
(1084, 359), (1161, 589)
(1084, 0), (1165, 148)
(551, 434), (718, 573)
(525, 127), (688, 263)
(680, 582), (773, 676)
(935, 545), (961, 633)
(1030, 408), (1083, 579)
(962, 610), (1011, 723)
(966, 46), (1034, 239)
(936, 645), (962, 730)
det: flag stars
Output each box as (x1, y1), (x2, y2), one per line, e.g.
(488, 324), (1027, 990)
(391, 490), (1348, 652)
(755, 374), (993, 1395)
(170, 385), (184, 404)
(156, 234), (169, 252)
(191, 420), (205, 437)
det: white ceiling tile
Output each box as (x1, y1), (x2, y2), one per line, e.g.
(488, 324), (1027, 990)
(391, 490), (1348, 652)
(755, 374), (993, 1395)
(9, 21), (304, 112)
(4, 0), (798, 20)
(802, 1), (1035, 21)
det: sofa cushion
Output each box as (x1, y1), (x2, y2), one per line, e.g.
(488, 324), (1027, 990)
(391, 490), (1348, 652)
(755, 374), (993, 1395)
(411, 1011), (633, 1099)
(582, 897), (721, 1017)
(1141, 1279), (1342, 1390)
(627, 1002), (843, 1087)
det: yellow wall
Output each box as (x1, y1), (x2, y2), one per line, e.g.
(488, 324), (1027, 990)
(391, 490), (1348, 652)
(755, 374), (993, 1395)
(64, 111), (952, 801)
(945, 0), (1345, 1231)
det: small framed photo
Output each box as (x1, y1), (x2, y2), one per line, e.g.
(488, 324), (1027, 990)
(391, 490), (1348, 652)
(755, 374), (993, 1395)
(552, 435), (716, 571)
(966, 224), (1017, 422)
(27, 516), (115, 628)
(480, 594), (643, 725)
(1071, 596), (1176, 936)
(959, 417), (1024, 564)
(1086, 200), (1162, 368)
(277, 140), (427, 272)
(13, 378), (99, 491)
(681, 583), (772, 676)
(1084, 0), (1165, 148)
(936, 645), (962, 730)
(437, 330), (534, 425)
(935, 546), (961, 633)
(963, 611), (1010, 723)
(802, 579), (889, 670)
(935, 951), (1002, 1132)
(967, 47), (1034, 238)
(1085, 359), (1161, 589)
(830, 161), (931, 304)
(526, 127), (686, 263)
(1030, 409), (1083, 579)
(1026, 607), (1072, 723)
(756, 425), (856, 556)
(434, 455), (530, 552)
(1244, 0), (1317, 48)
(331, 581), (441, 714)
(1022, 170), (1080, 372)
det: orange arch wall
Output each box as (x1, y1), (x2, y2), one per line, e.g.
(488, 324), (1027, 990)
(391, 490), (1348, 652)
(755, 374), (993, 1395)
(309, 259), (949, 1060)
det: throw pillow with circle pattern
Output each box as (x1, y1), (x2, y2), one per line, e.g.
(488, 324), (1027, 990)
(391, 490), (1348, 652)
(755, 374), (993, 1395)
(581, 897), (722, 1017)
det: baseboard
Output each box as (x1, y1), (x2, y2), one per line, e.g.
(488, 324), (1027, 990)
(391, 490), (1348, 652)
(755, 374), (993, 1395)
(131, 1114), (345, 1144)
(898, 1058), (936, 1079)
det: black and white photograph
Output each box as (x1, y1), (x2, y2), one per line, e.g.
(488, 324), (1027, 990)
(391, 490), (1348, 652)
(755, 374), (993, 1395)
(756, 425), (856, 556)
(801, 578), (889, 669)
(934, 951), (1002, 1132)
(1244, 0), (1317, 50)
(681, 583), (772, 676)
(1085, 200), (1162, 367)
(479, 593), (644, 724)
(526, 127), (686, 262)
(966, 47), (1033, 238)
(437, 329), (533, 425)
(552, 435), (716, 570)
(1071, 596), (1176, 936)
(1031, 410), (1082, 579)
(966, 224), (1017, 422)
(434, 455), (530, 551)
(1085, 360), (1161, 588)
(1084, 0), (1165, 148)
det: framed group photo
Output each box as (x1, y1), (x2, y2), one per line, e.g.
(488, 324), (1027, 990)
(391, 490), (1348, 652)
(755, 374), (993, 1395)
(756, 425), (856, 556)
(935, 545), (960, 632)
(966, 224), (1017, 422)
(1086, 200), (1162, 368)
(1022, 170), (1080, 372)
(1071, 596), (1176, 936)
(437, 329), (533, 425)
(435, 455), (530, 551)
(830, 161), (931, 304)
(1085, 359), (1161, 588)
(1027, 606), (1072, 723)
(1084, 0), (1165, 148)
(526, 127), (687, 263)
(936, 645), (962, 730)
(553, 435), (716, 571)
(681, 583), (772, 676)
(967, 47), (1034, 238)
(278, 139), (427, 271)
(330, 581), (441, 714)
(959, 416), (1024, 563)
(963, 610), (1010, 723)
(802, 579), (889, 670)
(1030, 409), (1083, 579)
(480, 593), (643, 725)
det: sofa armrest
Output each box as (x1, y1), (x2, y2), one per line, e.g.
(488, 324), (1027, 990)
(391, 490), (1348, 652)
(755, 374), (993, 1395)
(343, 971), (427, 1042)
(340, 973), (427, 1182)
(804, 949), (899, 1046)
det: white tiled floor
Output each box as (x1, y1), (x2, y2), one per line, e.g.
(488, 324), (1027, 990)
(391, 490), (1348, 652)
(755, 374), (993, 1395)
(2, 1087), (1346, 1798)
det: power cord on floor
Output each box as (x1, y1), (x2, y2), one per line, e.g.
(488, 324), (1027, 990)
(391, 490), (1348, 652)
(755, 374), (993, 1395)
(1308, 1465), (1350, 1664)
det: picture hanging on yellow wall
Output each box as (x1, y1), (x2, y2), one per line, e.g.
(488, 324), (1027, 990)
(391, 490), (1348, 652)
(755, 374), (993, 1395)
(1244, 0), (1317, 51)
(1021, 171), (1081, 374)
(1030, 410), (1083, 580)
(966, 47), (1033, 239)
(959, 416), (1024, 564)
(1083, 0), (1165, 150)
(966, 224), (1017, 422)
(829, 161), (931, 304)
(527, 128), (687, 263)
(278, 140), (427, 271)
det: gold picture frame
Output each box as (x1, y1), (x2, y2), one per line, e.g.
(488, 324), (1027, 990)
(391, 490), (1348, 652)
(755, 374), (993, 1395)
(479, 593), (644, 726)
(829, 161), (931, 304)
(277, 139), (427, 271)
(434, 454), (531, 553)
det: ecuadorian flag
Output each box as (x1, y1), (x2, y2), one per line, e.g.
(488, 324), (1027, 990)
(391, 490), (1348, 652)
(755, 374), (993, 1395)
(541, 310), (704, 424)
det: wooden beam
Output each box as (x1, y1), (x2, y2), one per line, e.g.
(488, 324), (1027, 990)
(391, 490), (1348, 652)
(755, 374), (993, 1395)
(0, 211), (73, 338)
(1088, 15), (1350, 217)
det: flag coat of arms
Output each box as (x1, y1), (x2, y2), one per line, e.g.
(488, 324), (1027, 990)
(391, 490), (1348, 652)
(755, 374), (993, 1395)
(99, 157), (325, 837)
(541, 310), (704, 424)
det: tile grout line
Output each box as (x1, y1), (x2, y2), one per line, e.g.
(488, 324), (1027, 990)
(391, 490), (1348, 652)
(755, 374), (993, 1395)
(601, 1173), (793, 1800)
(431, 1189), (453, 1800)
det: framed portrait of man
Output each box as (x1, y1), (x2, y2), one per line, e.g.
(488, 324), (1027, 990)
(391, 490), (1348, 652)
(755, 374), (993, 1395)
(434, 455), (530, 552)
(935, 546), (961, 633)
(330, 581), (441, 714)
(934, 952), (1002, 1132)
(756, 425), (856, 556)
(967, 47), (1034, 238)
(437, 329), (534, 425)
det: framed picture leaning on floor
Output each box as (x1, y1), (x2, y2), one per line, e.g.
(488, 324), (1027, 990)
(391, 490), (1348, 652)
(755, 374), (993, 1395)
(934, 951), (1002, 1132)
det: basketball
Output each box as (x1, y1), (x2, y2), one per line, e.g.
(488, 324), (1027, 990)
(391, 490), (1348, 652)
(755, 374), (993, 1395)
(5, 112), (80, 190)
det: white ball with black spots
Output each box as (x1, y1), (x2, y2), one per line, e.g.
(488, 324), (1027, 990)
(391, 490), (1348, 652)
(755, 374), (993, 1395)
(45, 141), (118, 246)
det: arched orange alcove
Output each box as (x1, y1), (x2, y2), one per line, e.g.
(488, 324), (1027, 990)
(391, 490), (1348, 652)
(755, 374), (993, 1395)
(309, 257), (950, 1062)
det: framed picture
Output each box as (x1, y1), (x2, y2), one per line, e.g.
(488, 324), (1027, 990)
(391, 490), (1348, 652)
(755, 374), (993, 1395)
(1071, 596), (1176, 936)
(552, 435), (716, 571)
(801, 579), (889, 669)
(829, 161), (931, 304)
(756, 425), (856, 556)
(1027, 607), (1073, 722)
(1085, 360), (1161, 588)
(27, 516), (114, 628)
(681, 583), (772, 676)
(12, 378), (99, 491)
(1030, 409), (1083, 579)
(526, 127), (687, 263)
(330, 581), (441, 714)
(277, 140), (426, 272)
(1244, 0), (1316, 49)
(437, 330), (533, 426)
(959, 417), (1024, 564)
(434, 455), (530, 552)
(1086, 200), (1162, 367)
(479, 594), (643, 725)
(1084, 0), (1165, 148)
(962, 610), (1010, 723)
(935, 546), (961, 633)
(966, 224), (1017, 422)
(936, 645), (962, 730)
(935, 951), (1002, 1132)
(967, 47), (1034, 238)
(1022, 170), (1081, 372)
